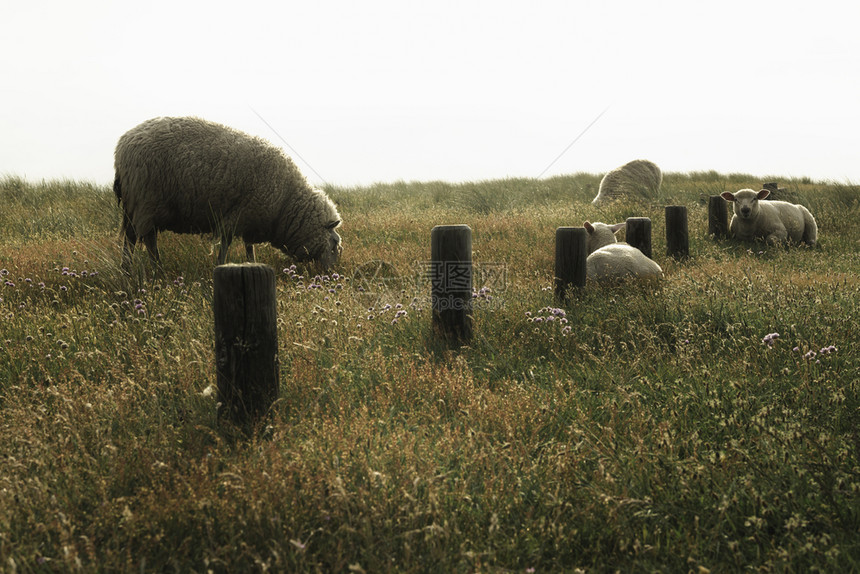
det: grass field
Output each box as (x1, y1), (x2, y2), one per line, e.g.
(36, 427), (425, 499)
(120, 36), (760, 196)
(1, 172), (858, 572)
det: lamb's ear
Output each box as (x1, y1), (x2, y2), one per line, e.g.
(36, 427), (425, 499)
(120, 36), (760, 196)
(583, 221), (594, 234)
(609, 222), (626, 234)
(720, 191), (736, 202)
(325, 220), (341, 230)
(757, 188), (770, 200)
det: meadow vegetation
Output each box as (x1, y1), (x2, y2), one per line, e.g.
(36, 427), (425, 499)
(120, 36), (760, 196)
(1, 172), (858, 572)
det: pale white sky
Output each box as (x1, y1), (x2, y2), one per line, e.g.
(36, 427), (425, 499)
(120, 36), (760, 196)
(2, 0), (859, 186)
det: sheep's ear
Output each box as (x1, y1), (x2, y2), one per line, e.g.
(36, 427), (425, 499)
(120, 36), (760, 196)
(609, 223), (626, 234)
(325, 220), (341, 230)
(583, 221), (594, 233)
(757, 189), (770, 200)
(720, 191), (736, 202)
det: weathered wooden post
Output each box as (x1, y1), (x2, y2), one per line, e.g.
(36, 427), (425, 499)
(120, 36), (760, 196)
(708, 195), (729, 239)
(625, 217), (652, 258)
(213, 263), (279, 429)
(554, 227), (588, 301)
(762, 181), (788, 201)
(431, 225), (473, 345)
(665, 205), (689, 260)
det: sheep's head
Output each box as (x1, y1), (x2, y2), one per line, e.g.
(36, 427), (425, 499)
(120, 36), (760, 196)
(721, 188), (769, 220)
(282, 219), (342, 271)
(276, 189), (342, 271)
(316, 221), (343, 270)
(584, 221), (625, 254)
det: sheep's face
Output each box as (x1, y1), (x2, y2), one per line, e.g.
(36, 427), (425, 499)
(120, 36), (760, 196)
(282, 220), (342, 271)
(316, 224), (343, 270)
(721, 188), (770, 220)
(282, 190), (342, 270)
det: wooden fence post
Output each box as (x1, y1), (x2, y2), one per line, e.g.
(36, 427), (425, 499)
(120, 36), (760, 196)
(431, 225), (473, 346)
(213, 263), (279, 429)
(554, 227), (588, 301)
(665, 206), (689, 260)
(708, 195), (729, 239)
(625, 217), (652, 258)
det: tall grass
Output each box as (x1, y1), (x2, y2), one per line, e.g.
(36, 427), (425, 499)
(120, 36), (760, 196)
(1, 173), (858, 571)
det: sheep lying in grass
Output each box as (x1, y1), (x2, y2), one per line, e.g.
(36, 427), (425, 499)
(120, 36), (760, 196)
(114, 116), (342, 270)
(591, 159), (662, 204)
(584, 221), (663, 282)
(720, 188), (817, 247)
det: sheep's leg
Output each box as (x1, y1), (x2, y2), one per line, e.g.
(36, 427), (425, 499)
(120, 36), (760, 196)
(141, 230), (161, 262)
(766, 229), (788, 246)
(217, 232), (233, 265)
(245, 242), (256, 262)
(120, 213), (137, 271)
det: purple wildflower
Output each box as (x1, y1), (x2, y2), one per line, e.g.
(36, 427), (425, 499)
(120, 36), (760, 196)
(762, 332), (780, 347)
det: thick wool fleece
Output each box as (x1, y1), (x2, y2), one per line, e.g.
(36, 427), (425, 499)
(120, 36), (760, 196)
(114, 116), (341, 268)
(592, 159), (662, 205)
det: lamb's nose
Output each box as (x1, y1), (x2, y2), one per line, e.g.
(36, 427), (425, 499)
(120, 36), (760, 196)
(741, 207), (751, 216)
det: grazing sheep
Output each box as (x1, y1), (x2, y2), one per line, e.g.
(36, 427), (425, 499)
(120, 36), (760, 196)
(114, 116), (342, 270)
(592, 159), (662, 204)
(584, 221), (663, 282)
(720, 188), (817, 247)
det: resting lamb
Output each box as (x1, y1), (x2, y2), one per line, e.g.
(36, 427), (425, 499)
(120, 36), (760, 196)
(584, 221), (663, 282)
(720, 188), (817, 246)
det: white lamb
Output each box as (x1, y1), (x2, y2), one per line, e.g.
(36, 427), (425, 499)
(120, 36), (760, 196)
(720, 188), (817, 247)
(584, 221), (663, 283)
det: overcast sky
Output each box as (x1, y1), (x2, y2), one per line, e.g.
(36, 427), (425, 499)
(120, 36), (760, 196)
(3, 0), (859, 187)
